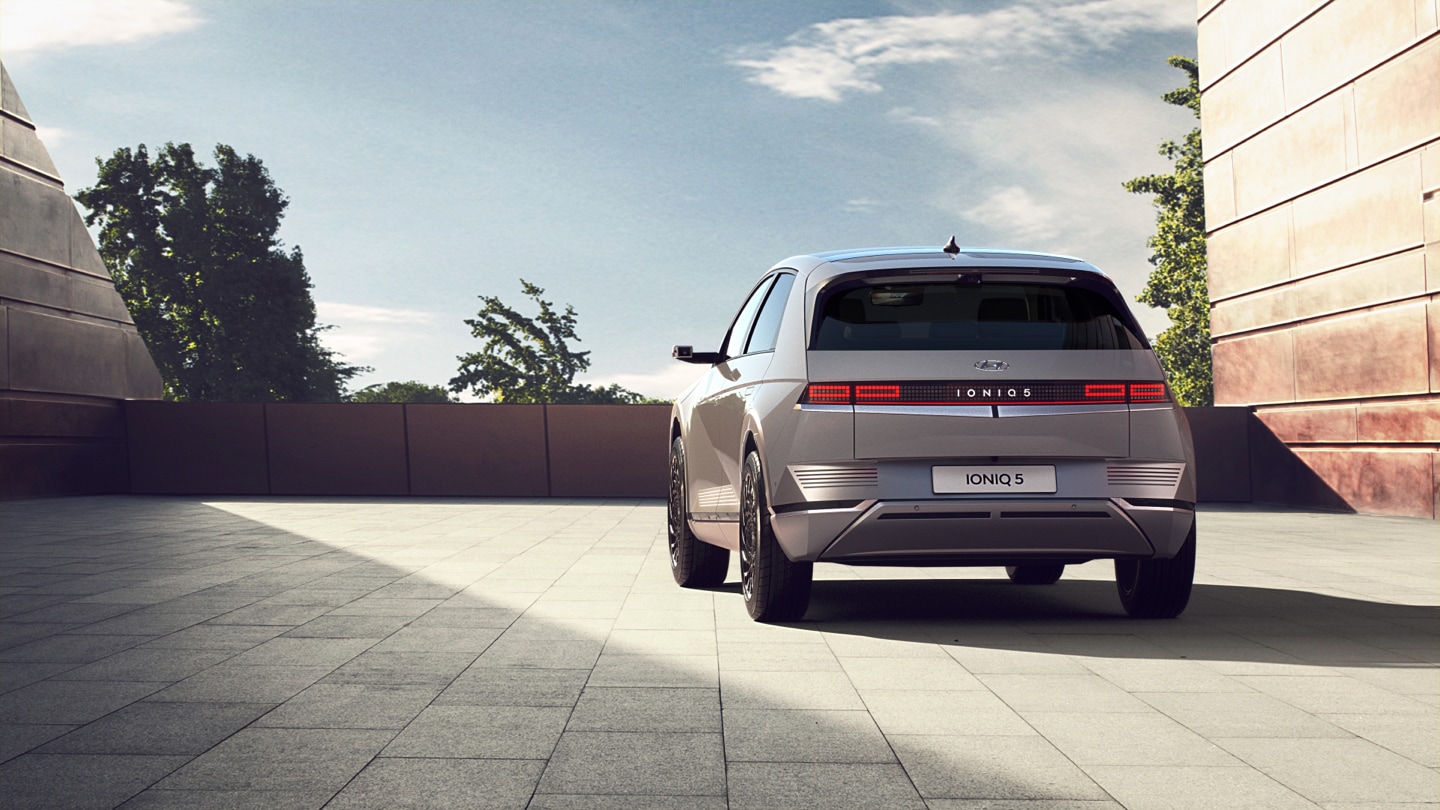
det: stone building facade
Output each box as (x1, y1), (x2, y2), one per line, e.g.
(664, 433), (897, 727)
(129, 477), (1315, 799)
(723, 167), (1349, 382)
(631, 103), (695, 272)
(1199, 0), (1439, 517)
(0, 63), (163, 498)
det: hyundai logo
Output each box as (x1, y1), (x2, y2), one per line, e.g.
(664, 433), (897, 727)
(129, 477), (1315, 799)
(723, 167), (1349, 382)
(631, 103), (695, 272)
(974, 360), (1009, 372)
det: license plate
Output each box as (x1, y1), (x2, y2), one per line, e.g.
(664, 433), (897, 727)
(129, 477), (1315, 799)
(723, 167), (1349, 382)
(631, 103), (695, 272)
(932, 465), (1056, 494)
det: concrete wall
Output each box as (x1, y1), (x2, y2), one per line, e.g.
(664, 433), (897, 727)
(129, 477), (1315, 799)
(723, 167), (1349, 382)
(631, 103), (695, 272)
(127, 403), (673, 498)
(0, 62), (163, 499)
(1199, 0), (1440, 517)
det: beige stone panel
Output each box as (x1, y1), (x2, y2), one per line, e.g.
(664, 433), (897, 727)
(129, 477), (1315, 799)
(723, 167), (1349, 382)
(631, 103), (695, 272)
(1428, 242), (1439, 292)
(1210, 286), (1292, 335)
(1222, 0), (1325, 80)
(1212, 330), (1295, 405)
(1292, 447), (1437, 517)
(1419, 0), (1439, 33)
(1201, 45), (1285, 155)
(1256, 403), (1357, 442)
(1430, 295), (1439, 391)
(1281, 0), (1417, 110)
(1198, 14), (1227, 89)
(1206, 204), (1292, 299)
(1425, 193), (1439, 247)
(1292, 155), (1423, 274)
(1354, 39), (1440, 164)
(1232, 92), (1346, 216)
(1198, 0), (1224, 22)
(1356, 397), (1440, 442)
(1424, 143), (1439, 190)
(1290, 249), (1429, 321)
(1294, 301), (1430, 401)
(1342, 84), (1360, 169)
(1203, 151), (1237, 226)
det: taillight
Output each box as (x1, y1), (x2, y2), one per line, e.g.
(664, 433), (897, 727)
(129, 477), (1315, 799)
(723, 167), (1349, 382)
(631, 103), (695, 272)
(854, 384), (900, 403)
(1084, 383), (1126, 402)
(800, 381), (1171, 405)
(805, 383), (851, 404)
(1129, 383), (1167, 402)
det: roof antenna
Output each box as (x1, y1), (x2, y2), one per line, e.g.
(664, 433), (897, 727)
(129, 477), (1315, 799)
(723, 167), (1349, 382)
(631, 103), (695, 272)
(942, 235), (960, 257)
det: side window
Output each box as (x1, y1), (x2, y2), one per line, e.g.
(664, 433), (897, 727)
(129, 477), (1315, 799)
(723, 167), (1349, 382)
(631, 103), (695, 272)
(720, 276), (776, 359)
(744, 273), (795, 355)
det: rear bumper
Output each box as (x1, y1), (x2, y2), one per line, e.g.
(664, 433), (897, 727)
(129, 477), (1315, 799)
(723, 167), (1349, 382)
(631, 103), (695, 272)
(770, 498), (1194, 565)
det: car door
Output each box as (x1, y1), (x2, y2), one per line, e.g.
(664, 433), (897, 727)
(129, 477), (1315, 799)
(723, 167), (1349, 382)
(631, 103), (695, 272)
(688, 275), (778, 520)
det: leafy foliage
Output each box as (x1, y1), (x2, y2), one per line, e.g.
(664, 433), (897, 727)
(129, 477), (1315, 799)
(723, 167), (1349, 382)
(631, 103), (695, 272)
(75, 143), (364, 401)
(1123, 56), (1213, 407)
(350, 381), (457, 404)
(450, 280), (662, 404)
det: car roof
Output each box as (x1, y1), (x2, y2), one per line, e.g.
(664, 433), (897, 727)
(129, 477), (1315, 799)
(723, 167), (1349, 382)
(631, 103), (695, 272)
(771, 246), (1109, 282)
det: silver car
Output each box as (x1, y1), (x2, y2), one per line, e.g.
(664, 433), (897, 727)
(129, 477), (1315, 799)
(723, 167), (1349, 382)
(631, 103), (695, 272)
(668, 243), (1197, 622)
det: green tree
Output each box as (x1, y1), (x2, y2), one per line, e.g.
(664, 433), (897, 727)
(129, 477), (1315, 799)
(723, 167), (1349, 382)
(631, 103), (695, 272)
(350, 381), (458, 403)
(450, 279), (661, 404)
(1124, 56), (1213, 407)
(74, 142), (364, 402)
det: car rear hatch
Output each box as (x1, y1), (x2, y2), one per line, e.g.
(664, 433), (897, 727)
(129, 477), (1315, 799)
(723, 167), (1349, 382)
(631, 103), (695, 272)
(803, 270), (1163, 461)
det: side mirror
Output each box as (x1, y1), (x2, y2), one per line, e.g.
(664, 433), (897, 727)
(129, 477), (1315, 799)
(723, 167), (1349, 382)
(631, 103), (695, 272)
(672, 345), (724, 365)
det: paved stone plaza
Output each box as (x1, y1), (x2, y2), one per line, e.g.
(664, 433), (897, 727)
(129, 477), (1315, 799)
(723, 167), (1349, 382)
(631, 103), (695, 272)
(0, 497), (1435, 809)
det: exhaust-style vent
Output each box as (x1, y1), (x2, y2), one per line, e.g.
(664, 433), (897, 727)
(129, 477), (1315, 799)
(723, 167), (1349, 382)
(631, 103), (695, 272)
(794, 467), (879, 489)
(1107, 465), (1183, 487)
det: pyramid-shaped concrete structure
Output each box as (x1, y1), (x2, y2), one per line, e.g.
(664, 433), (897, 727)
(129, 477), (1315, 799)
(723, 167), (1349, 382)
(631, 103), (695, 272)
(1, 61), (162, 498)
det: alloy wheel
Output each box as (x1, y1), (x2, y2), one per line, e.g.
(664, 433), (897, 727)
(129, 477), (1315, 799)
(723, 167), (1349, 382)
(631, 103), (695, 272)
(739, 463), (758, 604)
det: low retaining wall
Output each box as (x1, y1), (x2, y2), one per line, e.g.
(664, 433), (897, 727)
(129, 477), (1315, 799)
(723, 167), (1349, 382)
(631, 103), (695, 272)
(125, 402), (671, 498)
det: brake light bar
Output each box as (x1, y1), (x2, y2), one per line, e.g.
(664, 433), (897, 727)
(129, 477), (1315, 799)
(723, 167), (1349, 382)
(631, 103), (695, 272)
(1129, 382), (1167, 402)
(1085, 383), (1126, 401)
(855, 384), (900, 401)
(801, 381), (1169, 405)
(805, 383), (852, 404)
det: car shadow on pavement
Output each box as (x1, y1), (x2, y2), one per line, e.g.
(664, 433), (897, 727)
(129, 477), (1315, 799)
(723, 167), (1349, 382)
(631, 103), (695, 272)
(794, 577), (1440, 667)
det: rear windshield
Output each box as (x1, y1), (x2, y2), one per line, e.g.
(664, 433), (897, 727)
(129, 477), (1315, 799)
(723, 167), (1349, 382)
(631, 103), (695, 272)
(812, 280), (1146, 351)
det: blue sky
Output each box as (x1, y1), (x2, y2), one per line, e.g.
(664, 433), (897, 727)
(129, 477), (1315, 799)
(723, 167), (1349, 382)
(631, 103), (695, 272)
(3, 0), (1197, 399)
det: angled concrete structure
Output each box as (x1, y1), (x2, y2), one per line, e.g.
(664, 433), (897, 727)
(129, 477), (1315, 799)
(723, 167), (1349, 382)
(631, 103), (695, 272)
(1199, 0), (1439, 517)
(0, 62), (162, 499)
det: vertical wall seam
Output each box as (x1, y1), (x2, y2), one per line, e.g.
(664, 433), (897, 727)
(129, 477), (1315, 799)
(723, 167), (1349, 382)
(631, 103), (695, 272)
(262, 402), (272, 495)
(542, 404), (553, 497)
(402, 404), (413, 496)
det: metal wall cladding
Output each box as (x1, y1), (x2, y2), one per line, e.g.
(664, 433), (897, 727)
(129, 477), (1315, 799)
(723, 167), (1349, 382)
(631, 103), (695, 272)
(122, 403), (671, 499)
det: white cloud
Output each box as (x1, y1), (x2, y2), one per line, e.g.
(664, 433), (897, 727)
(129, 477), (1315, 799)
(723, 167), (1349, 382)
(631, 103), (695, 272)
(581, 364), (706, 402)
(0, 0), (201, 56)
(961, 186), (1060, 241)
(315, 302), (444, 369)
(730, 0), (1192, 101)
(843, 197), (884, 214)
(316, 301), (439, 326)
(33, 125), (67, 146)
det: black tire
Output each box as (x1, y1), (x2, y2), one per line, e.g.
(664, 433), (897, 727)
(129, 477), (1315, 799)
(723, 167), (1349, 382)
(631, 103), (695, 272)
(1115, 522), (1196, 618)
(739, 450), (812, 622)
(668, 437), (729, 588)
(1006, 564), (1064, 585)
